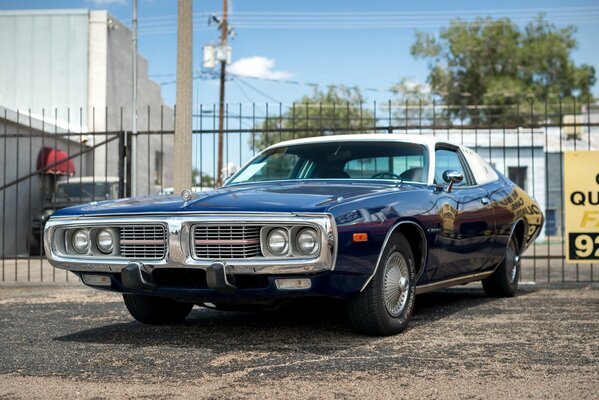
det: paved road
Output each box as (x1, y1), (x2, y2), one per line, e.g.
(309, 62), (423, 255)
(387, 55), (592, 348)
(0, 283), (598, 399)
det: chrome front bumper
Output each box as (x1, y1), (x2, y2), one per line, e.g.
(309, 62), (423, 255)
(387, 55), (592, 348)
(44, 213), (337, 275)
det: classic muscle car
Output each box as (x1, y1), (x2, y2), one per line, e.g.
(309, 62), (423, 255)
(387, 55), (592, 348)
(44, 134), (543, 335)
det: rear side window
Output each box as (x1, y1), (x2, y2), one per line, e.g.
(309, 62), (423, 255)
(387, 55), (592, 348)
(461, 147), (499, 185)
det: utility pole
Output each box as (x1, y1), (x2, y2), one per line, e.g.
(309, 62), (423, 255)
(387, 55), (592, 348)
(215, 0), (228, 187)
(173, 0), (193, 193)
(130, 0), (138, 196)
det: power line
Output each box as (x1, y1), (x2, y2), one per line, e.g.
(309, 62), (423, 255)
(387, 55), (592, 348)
(232, 79), (262, 108)
(153, 70), (396, 95)
(234, 77), (282, 103)
(138, 6), (599, 23)
(139, 18), (599, 35)
(137, 7), (599, 35)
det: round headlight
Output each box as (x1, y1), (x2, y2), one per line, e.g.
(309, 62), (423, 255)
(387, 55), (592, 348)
(72, 229), (89, 254)
(296, 228), (319, 256)
(96, 229), (114, 254)
(267, 228), (289, 256)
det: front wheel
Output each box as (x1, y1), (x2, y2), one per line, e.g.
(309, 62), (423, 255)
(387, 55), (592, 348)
(123, 294), (194, 324)
(482, 237), (520, 297)
(347, 233), (416, 336)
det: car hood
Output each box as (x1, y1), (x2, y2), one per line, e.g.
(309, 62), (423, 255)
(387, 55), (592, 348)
(51, 181), (423, 217)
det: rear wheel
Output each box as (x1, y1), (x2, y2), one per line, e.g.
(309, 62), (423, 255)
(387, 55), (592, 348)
(347, 233), (416, 336)
(482, 237), (520, 297)
(123, 294), (193, 324)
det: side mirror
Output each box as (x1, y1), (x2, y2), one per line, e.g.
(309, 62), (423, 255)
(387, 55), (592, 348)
(442, 170), (464, 193)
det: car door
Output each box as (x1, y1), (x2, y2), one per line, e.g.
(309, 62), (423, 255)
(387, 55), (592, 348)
(432, 146), (495, 280)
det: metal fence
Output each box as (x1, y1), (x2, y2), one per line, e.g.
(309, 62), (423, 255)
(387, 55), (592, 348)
(1, 99), (597, 283)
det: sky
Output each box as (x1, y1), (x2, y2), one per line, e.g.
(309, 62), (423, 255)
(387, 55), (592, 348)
(2, 0), (599, 108)
(2, 0), (599, 177)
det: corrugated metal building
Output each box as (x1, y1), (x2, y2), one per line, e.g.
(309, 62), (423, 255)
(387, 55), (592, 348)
(0, 9), (174, 256)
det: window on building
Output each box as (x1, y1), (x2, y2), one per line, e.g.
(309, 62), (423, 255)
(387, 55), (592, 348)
(508, 166), (527, 190)
(154, 151), (163, 185)
(545, 209), (557, 236)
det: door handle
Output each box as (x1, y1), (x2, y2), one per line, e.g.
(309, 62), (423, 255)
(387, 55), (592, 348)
(481, 197), (490, 205)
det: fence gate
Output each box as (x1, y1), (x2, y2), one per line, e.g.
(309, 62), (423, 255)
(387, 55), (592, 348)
(1, 101), (597, 283)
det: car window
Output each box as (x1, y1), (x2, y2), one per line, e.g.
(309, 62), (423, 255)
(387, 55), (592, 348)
(434, 148), (470, 186)
(229, 141), (428, 185)
(461, 147), (499, 185)
(55, 182), (115, 201)
(344, 155), (426, 182)
(233, 150), (301, 183)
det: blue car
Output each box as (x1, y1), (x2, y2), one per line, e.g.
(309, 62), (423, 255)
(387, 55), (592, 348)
(45, 134), (543, 335)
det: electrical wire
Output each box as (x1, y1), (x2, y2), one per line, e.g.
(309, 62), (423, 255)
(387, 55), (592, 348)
(153, 70), (397, 95)
(137, 7), (599, 35)
(234, 77), (282, 103)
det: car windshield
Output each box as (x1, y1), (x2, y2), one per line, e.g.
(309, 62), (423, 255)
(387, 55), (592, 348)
(228, 141), (428, 185)
(54, 182), (117, 202)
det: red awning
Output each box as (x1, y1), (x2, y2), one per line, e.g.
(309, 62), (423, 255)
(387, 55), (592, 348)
(36, 147), (76, 176)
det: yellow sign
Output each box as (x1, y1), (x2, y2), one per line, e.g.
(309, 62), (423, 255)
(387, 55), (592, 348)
(564, 151), (599, 263)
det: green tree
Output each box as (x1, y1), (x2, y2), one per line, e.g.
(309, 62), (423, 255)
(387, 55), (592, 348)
(409, 15), (596, 124)
(390, 77), (443, 126)
(192, 168), (214, 187)
(253, 85), (375, 150)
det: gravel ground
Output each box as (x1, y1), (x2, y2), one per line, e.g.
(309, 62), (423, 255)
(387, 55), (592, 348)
(0, 283), (598, 399)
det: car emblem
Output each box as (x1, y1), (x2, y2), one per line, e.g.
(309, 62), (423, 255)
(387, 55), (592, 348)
(181, 189), (193, 202)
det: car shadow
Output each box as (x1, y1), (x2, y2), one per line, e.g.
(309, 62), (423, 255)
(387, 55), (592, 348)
(412, 286), (512, 323)
(54, 286), (536, 351)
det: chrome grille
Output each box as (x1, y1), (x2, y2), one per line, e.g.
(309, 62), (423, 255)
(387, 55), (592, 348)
(119, 225), (167, 260)
(193, 225), (262, 259)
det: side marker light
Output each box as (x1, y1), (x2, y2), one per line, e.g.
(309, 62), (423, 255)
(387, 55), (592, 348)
(353, 233), (369, 242)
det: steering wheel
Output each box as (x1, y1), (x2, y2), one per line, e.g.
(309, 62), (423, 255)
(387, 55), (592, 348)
(370, 172), (402, 180)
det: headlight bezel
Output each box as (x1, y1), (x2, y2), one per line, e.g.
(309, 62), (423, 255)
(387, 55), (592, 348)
(261, 225), (322, 259)
(59, 227), (120, 256)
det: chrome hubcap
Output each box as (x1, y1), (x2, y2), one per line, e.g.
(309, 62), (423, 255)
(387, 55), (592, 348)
(507, 243), (520, 284)
(511, 254), (520, 283)
(399, 277), (409, 292)
(383, 252), (410, 317)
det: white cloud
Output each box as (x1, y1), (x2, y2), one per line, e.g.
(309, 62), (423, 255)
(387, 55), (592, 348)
(404, 79), (431, 94)
(88, 0), (127, 6)
(229, 56), (292, 80)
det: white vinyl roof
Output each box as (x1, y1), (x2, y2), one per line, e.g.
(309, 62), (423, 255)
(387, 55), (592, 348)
(268, 133), (447, 150)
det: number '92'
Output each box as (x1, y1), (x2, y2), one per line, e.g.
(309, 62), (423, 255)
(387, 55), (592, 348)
(569, 233), (599, 259)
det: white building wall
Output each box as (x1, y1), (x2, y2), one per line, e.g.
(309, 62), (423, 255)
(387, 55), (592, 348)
(89, 10), (175, 195)
(0, 10), (89, 124)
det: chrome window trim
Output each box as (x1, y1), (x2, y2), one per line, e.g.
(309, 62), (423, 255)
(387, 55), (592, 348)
(44, 213), (337, 275)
